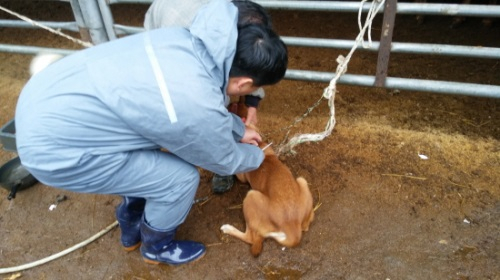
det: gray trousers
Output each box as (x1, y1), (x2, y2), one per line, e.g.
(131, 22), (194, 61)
(25, 149), (199, 231)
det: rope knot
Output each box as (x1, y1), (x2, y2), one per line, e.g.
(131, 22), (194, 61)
(335, 55), (348, 75)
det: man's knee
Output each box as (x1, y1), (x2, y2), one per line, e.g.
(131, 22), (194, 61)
(154, 163), (199, 202)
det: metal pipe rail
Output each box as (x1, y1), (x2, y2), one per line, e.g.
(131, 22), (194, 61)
(107, 0), (500, 17)
(286, 70), (500, 99)
(3, 39), (494, 98)
(0, 44), (76, 55)
(256, 1), (500, 17)
(0, 19), (79, 32)
(112, 24), (500, 60)
(282, 38), (500, 60)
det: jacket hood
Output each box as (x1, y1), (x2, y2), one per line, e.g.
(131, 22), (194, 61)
(189, 0), (238, 90)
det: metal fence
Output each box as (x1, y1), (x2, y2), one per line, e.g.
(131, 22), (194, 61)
(0, 0), (499, 98)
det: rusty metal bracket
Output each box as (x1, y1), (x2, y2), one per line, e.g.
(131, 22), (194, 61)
(375, 0), (397, 87)
(77, 26), (92, 44)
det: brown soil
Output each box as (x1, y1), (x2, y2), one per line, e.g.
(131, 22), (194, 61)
(0, 2), (499, 280)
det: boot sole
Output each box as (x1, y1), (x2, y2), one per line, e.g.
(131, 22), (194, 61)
(143, 251), (206, 265)
(123, 242), (141, 252)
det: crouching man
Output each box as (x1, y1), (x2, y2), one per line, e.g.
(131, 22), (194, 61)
(15, 0), (287, 265)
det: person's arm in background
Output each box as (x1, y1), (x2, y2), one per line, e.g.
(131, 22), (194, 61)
(244, 87), (265, 125)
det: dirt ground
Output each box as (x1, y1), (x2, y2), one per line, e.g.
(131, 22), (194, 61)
(0, 1), (499, 279)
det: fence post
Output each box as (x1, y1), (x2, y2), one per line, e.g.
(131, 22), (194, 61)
(73, 0), (109, 45)
(375, 0), (397, 87)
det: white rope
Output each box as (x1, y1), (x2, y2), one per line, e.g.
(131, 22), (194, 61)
(278, 0), (386, 155)
(0, 5), (93, 48)
(0, 221), (118, 275)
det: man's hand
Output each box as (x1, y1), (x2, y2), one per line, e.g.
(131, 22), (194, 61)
(245, 106), (258, 125)
(241, 126), (261, 146)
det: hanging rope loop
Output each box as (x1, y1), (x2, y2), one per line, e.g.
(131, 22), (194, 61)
(278, 0), (386, 155)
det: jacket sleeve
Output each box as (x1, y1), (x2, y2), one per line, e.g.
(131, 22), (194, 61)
(230, 112), (245, 141)
(158, 101), (264, 176)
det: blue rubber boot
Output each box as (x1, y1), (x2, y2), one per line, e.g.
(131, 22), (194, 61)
(115, 196), (146, 251)
(140, 217), (206, 265)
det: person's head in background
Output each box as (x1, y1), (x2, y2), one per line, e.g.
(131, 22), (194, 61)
(233, 0), (273, 28)
(226, 24), (287, 96)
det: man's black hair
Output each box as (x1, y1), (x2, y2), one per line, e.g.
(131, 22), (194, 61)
(232, 0), (273, 28)
(229, 24), (288, 87)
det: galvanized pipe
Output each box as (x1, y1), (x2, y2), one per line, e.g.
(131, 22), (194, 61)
(97, 0), (118, 40)
(0, 44), (76, 55)
(256, 1), (500, 17)
(0, 20), (79, 32)
(113, 24), (143, 35)
(285, 69), (500, 99)
(2, 41), (497, 99)
(69, 0), (91, 42)
(111, 25), (500, 60)
(108, 0), (500, 17)
(76, 0), (109, 44)
(281, 37), (500, 60)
